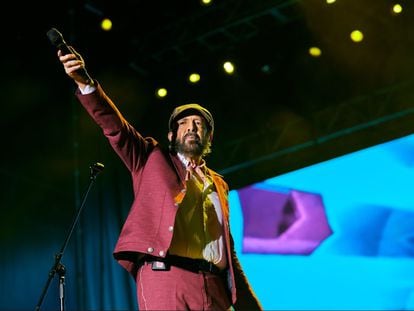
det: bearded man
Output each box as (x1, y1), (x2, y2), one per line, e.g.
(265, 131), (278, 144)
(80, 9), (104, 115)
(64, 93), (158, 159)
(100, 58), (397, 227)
(57, 47), (262, 311)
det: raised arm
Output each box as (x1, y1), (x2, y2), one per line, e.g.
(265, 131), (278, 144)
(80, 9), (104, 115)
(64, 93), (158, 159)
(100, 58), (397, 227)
(56, 46), (156, 172)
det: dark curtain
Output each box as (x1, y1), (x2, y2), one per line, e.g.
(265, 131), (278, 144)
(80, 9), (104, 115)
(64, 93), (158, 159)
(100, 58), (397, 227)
(0, 95), (139, 311)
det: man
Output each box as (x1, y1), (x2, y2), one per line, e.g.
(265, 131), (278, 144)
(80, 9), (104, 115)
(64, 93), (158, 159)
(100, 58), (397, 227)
(58, 47), (262, 310)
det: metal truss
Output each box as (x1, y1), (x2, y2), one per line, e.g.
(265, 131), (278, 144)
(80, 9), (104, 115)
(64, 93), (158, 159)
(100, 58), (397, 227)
(213, 79), (414, 187)
(128, 0), (302, 76)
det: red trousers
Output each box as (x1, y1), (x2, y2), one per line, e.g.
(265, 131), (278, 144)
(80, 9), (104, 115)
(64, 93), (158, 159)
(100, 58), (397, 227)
(136, 262), (232, 310)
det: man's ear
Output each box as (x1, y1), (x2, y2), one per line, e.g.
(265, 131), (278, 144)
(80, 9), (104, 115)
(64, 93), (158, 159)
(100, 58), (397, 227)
(167, 131), (173, 142)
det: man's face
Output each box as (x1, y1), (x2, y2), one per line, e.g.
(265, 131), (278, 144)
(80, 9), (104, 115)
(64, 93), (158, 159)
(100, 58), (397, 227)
(172, 114), (210, 157)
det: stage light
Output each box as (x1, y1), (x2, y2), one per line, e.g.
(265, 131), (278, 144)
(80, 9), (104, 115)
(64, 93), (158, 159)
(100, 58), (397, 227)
(101, 18), (112, 31)
(309, 46), (322, 57)
(223, 61), (235, 75)
(392, 4), (403, 14)
(156, 88), (168, 98)
(188, 73), (201, 83)
(326, 0), (336, 4)
(350, 30), (364, 43)
(200, 0), (212, 6)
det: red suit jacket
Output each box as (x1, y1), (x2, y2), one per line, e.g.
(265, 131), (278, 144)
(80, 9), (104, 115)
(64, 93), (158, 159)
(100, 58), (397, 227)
(76, 83), (262, 310)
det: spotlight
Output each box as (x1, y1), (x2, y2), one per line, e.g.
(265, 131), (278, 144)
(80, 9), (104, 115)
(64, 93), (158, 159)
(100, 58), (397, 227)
(188, 73), (201, 83)
(223, 61), (235, 75)
(200, 0), (212, 6)
(101, 18), (112, 31)
(350, 30), (364, 43)
(309, 46), (322, 57)
(392, 4), (403, 15)
(156, 88), (168, 98)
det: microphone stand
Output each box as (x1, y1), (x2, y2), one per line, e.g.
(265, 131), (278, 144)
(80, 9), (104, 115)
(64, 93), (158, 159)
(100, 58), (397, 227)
(35, 162), (105, 311)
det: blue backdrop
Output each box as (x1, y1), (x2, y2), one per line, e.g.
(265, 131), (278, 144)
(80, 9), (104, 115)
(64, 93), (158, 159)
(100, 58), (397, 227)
(232, 133), (414, 310)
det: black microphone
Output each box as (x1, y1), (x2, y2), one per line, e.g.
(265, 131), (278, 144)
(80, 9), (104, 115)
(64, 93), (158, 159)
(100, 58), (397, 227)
(90, 162), (104, 174)
(46, 27), (94, 85)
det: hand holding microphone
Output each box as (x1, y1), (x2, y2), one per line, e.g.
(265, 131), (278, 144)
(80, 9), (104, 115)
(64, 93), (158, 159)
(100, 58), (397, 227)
(46, 28), (94, 87)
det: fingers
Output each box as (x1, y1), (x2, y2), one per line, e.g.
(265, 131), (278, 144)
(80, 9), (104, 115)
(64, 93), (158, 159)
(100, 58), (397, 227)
(57, 48), (89, 84)
(58, 51), (77, 61)
(58, 56), (83, 76)
(57, 50), (81, 68)
(65, 59), (84, 74)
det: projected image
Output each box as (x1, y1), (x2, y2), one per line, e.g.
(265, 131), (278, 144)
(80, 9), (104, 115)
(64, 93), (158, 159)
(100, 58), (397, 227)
(229, 133), (414, 310)
(238, 187), (332, 255)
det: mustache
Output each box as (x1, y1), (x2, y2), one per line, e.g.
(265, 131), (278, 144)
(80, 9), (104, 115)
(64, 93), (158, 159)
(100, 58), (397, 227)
(184, 133), (200, 140)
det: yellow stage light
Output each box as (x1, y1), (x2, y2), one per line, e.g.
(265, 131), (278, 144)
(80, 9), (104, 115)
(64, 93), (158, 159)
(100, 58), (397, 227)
(350, 30), (364, 43)
(156, 88), (168, 98)
(200, 0), (212, 6)
(101, 18), (112, 31)
(223, 61), (235, 74)
(188, 73), (201, 83)
(392, 4), (403, 14)
(309, 46), (322, 57)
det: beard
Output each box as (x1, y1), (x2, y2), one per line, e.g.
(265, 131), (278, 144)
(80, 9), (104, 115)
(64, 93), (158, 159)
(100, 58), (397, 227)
(174, 133), (207, 157)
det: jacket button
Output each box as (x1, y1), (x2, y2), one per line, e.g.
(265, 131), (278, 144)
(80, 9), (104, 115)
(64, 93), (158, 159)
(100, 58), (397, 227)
(147, 247), (154, 253)
(158, 250), (165, 256)
(168, 226), (173, 232)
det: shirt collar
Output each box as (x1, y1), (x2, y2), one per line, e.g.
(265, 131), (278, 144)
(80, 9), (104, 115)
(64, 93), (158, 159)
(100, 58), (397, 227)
(177, 152), (206, 168)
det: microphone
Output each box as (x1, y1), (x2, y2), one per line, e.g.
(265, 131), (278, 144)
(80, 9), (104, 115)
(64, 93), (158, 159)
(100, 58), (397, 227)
(46, 27), (94, 84)
(90, 162), (105, 180)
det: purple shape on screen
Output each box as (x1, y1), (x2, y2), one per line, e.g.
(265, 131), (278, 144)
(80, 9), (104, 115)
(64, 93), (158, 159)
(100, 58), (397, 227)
(238, 185), (333, 255)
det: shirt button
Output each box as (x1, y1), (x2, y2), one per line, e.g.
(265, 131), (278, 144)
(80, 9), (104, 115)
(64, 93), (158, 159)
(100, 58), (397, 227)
(158, 250), (165, 257)
(168, 226), (174, 232)
(147, 247), (154, 253)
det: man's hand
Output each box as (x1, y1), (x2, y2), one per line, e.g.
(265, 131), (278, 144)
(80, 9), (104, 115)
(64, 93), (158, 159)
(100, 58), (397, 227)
(58, 48), (93, 90)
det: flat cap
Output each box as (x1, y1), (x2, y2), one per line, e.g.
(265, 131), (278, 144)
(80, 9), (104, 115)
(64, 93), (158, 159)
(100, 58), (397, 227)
(168, 103), (214, 133)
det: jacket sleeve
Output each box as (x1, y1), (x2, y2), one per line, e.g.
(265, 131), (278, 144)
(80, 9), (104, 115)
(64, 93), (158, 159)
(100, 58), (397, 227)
(75, 81), (157, 172)
(230, 234), (263, 311)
